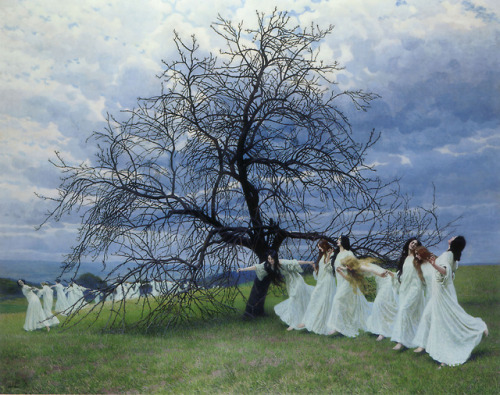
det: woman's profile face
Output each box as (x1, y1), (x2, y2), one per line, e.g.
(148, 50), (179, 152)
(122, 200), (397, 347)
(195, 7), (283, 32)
(448, 236), (456, 246)
(409, 240), (418, 251)
(318, 244), (324, 252)
(336, 238), (341, 247)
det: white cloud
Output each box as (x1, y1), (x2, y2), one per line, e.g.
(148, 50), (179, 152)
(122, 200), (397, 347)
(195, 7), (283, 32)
(389, 154), (412, 166)
(434, 128), (500, 157)
(0, 0), (498, 264)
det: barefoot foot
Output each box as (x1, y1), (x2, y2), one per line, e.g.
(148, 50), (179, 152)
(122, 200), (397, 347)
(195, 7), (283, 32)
(414, 347), (424, 353)
(296, 323), (305, 329)
(327, 330), (337, 336)
(286, 326), (294, 331)
(393, 343), (403, 351)
(376, 335), (384, 341)
(438, 362), (446, 369)
(484, 327), (489, 337)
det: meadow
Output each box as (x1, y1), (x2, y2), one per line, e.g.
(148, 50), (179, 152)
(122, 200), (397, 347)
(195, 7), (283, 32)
(0, 265), (498, 394)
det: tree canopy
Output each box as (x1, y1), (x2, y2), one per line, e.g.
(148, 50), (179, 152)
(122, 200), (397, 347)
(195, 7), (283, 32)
(41, 10), (452, 329)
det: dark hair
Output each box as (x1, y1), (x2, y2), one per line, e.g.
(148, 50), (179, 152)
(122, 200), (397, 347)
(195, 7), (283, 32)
(315, 239), (332, 274)
(339, 235), (351, 251)
(397, 237), (421, 282)
(17, 279), (26, 287)
(55, 278), (61, 283)
(330, 235), (351, 272)
(330, 246), (340, 270)
(449, 236), (466, 262)
(264, 250), (283, 286)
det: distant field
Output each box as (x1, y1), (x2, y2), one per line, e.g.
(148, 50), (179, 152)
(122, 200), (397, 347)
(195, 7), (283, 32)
(0, 265), (498, 394)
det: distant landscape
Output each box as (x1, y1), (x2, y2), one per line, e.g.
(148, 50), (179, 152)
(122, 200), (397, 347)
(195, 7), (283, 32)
(1, 259), (497, 284)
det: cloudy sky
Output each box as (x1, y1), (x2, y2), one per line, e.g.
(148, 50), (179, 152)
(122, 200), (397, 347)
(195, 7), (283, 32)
(1, 0), (499, 270)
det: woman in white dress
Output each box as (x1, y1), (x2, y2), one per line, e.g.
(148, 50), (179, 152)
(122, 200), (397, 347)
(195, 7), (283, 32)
(17, 279), (50, 332)
(366, 267), (398, 341)
(38, 282), (60, 327)
(52, 279), (70, 315)
(325, 236), (375, 337)
(413, 236), (488, 367)
(66, 282), (87, 310)
(413, 246), (437, 305)
(391, 237), (426, 350)
(296, 239), (336, 335)
(238, 250), (315, 331)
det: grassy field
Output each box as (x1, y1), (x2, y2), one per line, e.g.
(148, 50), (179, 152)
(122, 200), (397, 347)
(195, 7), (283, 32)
(0, 265), (498, 394)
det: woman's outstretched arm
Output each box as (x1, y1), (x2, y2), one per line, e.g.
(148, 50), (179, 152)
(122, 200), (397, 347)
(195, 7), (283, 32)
(237, 266), (257, 272)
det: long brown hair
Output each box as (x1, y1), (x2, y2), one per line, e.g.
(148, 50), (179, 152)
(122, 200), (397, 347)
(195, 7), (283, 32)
(414, 246), (433, 285)
(315, 239), (332, 274)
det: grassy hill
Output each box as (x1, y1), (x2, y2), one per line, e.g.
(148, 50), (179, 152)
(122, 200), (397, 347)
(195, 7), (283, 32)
(0, 265), (498, 394)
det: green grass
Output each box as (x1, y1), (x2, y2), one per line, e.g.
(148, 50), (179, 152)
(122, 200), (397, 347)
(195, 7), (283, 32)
(0, 266), (498, 394)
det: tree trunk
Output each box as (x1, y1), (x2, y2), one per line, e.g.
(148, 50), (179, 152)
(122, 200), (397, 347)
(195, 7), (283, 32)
(243, 275), (271, 318)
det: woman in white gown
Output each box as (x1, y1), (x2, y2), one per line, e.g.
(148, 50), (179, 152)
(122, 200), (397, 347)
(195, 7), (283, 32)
(413, 246), (437, 306)
(66, 282), (87, 310)
(238, 250), (315, 330)
(325, 237), (378, 337)
(366, 267), (398, 341)
(38, 282), (60, 327)
(17, 279), (50, 332)
(413, 236), (488, 367)
(52, 279), (70, 315)
(391, 237), (426, 350)
(296, 239), (336, 335)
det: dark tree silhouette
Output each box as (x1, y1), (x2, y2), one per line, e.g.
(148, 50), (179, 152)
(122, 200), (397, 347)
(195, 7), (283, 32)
(40, 10), (454, 329)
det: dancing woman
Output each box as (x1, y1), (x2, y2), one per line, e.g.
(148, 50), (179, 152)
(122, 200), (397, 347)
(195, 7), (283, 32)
(413, 236), (488, 367)
(39, 282), (60, 327)
(325, 236), (378, 337)
(390, 237), (425, 350)
(17, 280), (50, 332)
(296, 239), (337, 335)
(238, 250), (314, 330)
(413, 246), (436, 305)
(366, 266), (398, 341)
(52, 279), (70, 315)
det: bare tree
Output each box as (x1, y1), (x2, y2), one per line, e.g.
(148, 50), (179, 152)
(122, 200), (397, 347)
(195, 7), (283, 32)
(41, 10), (453, 329)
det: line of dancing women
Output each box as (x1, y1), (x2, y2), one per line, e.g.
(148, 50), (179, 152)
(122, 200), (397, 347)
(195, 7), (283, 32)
(17, 277), (182, 332)
(238, 235), (488, 367)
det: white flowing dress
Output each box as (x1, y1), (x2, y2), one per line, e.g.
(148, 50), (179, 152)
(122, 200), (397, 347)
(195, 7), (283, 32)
(270, 260), (315, 328)
(21, 285), (48, 331)
(366, 267), (398, 338)
(66, 284), (86, 309)
(113, 283), (125, 302)
(53, 283), (70, 315)
(300, 255), (336, 335)
(150, 281), (161, 297)
(390, 256), (425, 348)
(421, 263), (434, 305)
(39, 285), (60, 327)
(413, 251), (487, 366)
(326, 251), (373, 337)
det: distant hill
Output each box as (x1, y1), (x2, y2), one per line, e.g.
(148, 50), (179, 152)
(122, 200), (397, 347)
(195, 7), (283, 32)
(0, 260), (109, 283)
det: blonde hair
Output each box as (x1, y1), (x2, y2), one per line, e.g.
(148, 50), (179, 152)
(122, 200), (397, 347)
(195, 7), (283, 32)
(340, 256), (374, 295)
